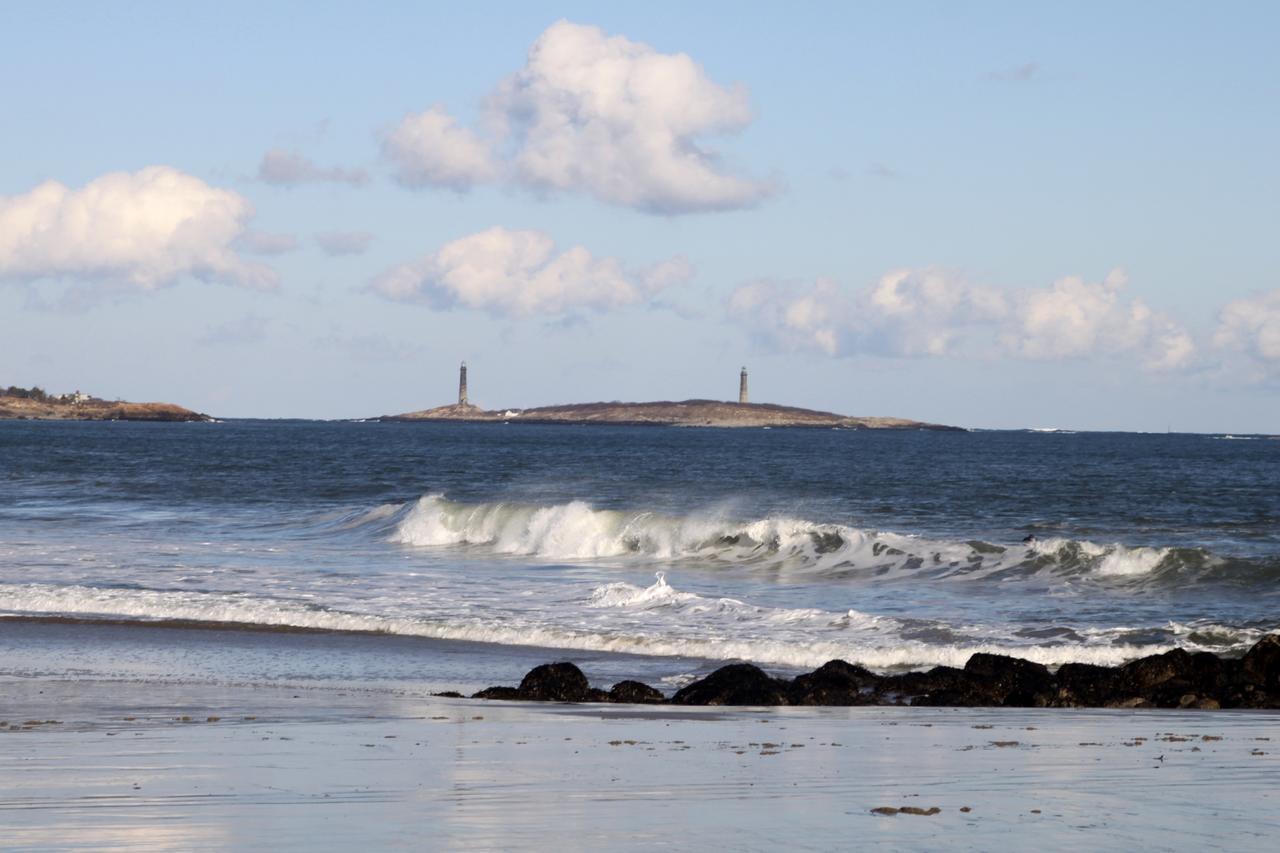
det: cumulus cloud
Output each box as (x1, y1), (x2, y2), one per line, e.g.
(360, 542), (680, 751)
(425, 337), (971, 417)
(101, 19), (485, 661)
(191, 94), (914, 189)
(383, 105), (497, 190)
(369, 226), (692, 316)
(384, 21), (771, 213)
(314, 230), (374, 256)
(0, 166), (276, 290)
(1007, 269), (1194, 370)
(258, 148), (368, 187)
(238, 230), (299, 256)
(730, 267), (1194, 370)
(1214, 290), (1280, 369)
(730, 270), (1006, 358)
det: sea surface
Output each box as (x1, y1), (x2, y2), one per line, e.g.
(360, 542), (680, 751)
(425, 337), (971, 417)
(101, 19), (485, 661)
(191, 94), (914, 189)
(2, 420), (1278, 693)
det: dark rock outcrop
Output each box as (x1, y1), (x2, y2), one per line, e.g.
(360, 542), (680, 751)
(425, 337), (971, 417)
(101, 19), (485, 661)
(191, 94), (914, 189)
(1241, 634), (1280, 693)
(609, 680), (665, 704)
(517, 662), (592, 702)
(670, 663), (790, 706)
(963, 653), (1055, 707)
(880, 666), (970, 701)
(788, 660), (879, 705)
(1053, 663), (1118, 707)
(463, 634), (1280, 709)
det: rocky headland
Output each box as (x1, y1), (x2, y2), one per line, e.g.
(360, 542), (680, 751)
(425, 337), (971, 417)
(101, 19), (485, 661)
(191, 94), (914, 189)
(459, 634), (1280, 709)
(382, 399), (960, 430)
(0, 395), (212, 422)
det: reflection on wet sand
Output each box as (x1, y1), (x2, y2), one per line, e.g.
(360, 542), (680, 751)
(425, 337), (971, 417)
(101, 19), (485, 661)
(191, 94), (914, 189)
(1, 681), (1276, 851)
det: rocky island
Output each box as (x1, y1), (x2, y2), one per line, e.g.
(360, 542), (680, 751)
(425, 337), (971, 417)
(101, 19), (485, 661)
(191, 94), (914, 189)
(0, 387), (212, 422)
(383, 362), (959, 429)
(382, 399), (959, 430)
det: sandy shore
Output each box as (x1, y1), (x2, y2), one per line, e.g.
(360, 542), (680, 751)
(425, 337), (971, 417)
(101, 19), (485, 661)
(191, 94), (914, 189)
(2, 678), (1276, 851)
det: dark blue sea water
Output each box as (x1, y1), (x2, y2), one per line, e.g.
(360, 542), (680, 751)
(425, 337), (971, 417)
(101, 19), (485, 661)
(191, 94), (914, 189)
(1, 421), (1277, 689)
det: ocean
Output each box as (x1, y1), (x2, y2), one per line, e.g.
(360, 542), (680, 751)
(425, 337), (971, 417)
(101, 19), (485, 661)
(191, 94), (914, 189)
(2, 420), (1278, 694)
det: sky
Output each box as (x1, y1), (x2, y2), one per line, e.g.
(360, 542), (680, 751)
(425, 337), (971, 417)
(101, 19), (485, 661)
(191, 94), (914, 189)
(1, 1), (1278, 431)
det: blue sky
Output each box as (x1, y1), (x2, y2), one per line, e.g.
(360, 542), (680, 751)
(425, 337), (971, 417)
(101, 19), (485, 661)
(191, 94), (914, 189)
(1, 2), (1277, 430)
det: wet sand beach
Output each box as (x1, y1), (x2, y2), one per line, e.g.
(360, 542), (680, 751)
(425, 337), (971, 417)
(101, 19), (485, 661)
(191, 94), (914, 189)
(2, 678), (1276, 851)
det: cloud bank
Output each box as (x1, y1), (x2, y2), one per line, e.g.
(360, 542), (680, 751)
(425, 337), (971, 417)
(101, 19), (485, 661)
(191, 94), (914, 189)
(370, 226), (692, 316)
(0, 166), (276, 290)
(730, 268), (1194, 370)
(383, 21), (772, 213)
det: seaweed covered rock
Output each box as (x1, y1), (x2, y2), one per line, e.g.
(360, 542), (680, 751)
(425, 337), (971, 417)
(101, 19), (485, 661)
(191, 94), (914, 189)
(1053, 663), (1117, 707)
(609, 680), (665, 704)
(469, 634), (1280, 709)
(964, 653), (1055, 706)
(1241, 634), (1280, 693)
(671, 663), (791, 706)
(880, 666), (971, 704)
(517, 662), (593, 702)
(789, 660), (881, 705)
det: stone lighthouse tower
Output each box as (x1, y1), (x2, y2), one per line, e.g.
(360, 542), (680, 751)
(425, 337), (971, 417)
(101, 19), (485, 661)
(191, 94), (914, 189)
(739, 366), (749, 404)
(458, 361), (468, 406)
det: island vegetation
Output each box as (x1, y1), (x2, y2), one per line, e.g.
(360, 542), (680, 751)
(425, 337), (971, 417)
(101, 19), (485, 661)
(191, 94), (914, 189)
(0, 385), (211, 422)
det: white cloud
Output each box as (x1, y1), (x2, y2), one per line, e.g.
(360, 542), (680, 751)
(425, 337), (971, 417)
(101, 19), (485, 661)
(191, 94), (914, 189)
(730, 267), (1194, 370)
(383, 105), (497, 190)
(729, 270), (1006, 358)
(0, 166), (276, 290)
(1008, 269), (1194, 370)
(386, 21), (771, 213)
(258, 148), (368, 187)
(640, 256), (696, 292)
(1214, 290), (1280, 368)
(314, 230), (375, 257)
(370, 226), (692, 316)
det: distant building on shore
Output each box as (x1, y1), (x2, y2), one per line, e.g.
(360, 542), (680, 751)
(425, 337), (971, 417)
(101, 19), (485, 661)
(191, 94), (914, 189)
(739, 367), (749, 404)
(458, 361), (468, 406)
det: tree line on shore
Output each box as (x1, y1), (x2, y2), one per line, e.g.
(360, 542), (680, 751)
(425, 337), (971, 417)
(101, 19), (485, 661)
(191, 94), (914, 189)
(2, 386), (100, 404)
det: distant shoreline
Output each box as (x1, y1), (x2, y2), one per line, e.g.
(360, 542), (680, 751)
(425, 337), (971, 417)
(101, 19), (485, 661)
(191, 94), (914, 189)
(379, 399), (963, 431)
(0, 396), (211, 423)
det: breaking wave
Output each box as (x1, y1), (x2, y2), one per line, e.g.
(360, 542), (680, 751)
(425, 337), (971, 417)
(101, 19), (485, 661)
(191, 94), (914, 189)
(387, 494), (1276, 588)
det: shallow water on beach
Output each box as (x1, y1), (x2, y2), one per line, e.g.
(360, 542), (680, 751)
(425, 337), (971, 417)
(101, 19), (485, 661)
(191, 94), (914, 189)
(1, 420), (1278, 687)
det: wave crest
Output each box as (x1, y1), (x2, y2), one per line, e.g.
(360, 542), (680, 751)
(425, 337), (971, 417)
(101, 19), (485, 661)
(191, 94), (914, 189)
(387, 494), (1270, 587)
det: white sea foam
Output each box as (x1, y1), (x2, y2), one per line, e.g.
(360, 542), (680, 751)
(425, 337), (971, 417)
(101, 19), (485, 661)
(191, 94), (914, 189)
(2, 579), (1266, 673)
(1095, 546), (1170, 576)
(1027, 537), (1169, 577)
